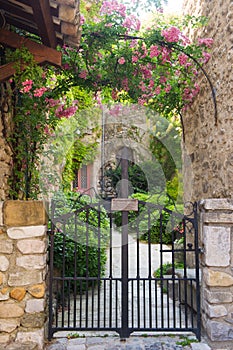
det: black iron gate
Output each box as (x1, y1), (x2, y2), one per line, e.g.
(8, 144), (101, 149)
(48, 150), (201, 340)
(48, 198), (200, 340)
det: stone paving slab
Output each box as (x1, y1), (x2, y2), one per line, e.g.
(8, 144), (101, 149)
(45, 335), (212, 350)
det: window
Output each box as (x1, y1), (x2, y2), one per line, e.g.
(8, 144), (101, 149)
(80, 165), (87, 188)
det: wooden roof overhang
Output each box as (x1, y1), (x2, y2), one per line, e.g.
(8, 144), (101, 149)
(0, 0), (81, 82)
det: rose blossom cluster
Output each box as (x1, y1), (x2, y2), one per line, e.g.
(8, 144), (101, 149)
(100, 0), (126, 17)
(100, 0), (140, 32)
(73, 0), (214, 115)
(20, 78), (78, 120)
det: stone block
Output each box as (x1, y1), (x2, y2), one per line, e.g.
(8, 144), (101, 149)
(205, 289), (233, 303)
(0, 255), (9, 271)
(59, 5), (76, 22)
(16, 328), (44, 350)
(17, 239), (46, 254)
(0, 239), (13, 254)
(7, 225), (46, 239)
(191, 344), (211, 350)
(21, 313), (45, 328)
(3, 200), (47, 226)
(28, 284), (45, 298)
(2, 343), (39, 350)
(0, 201), (3, 225)
(61, 22), (79, 36)
(203, 226), (230, 266)
(0, 334), (10, 343)
(25, 299), (45, 313)
(204, 269), (233, 287)
(8, 271), (43, 286)
(56, 0), (77, 6)
(203, 212), (233, 224)
(10, 287), (26, 301)
(16, 255), (46, 270)
(0, 287), (9, 300)
(0, 319), (19, 333)
(0, 272), (3, 285)
(0, 302), (24, 317)
(206, 320), (233, 341)
(201, 199), (233, 211)
(207, 304), (228, 318)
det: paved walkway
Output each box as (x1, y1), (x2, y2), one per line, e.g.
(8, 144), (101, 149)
(53, 232), (177, 331)
(45, 334), (212, 350)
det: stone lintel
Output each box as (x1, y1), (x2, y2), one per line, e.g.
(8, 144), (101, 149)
(3, 201), (48, 227)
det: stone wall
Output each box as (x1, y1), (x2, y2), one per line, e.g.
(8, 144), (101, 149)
(0, 201), (48, 350)
(182, 0), (233, 202)
(199, 199), (233, 347)
(0, 83), (13, 201)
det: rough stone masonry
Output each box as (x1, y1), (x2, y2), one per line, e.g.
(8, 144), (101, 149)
(0, 201), (48, 350)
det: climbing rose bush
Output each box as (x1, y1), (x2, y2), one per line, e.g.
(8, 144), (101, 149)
(61, 0), (213, 118)
(7, 47), (78, 199)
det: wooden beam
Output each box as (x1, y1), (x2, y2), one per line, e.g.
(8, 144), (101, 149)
(29, 0), (58, 48)
(0, 28), (62, 83)
(0, 1), (34, 23)
(0, 63), (17, 82)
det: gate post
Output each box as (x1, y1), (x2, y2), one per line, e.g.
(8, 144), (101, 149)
(0, 200), (48, 349)
(120, 147), (129, 339)
(199, 199), (233, 346)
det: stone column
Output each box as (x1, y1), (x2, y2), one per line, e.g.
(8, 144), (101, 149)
(199, 199), (233, 345)
(0, 200), (48, 350)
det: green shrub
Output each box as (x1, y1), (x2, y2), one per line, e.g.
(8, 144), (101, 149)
(154, 261), (184, 278)
(140, 209), (172, 244)
(50, 191), (109, 292)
